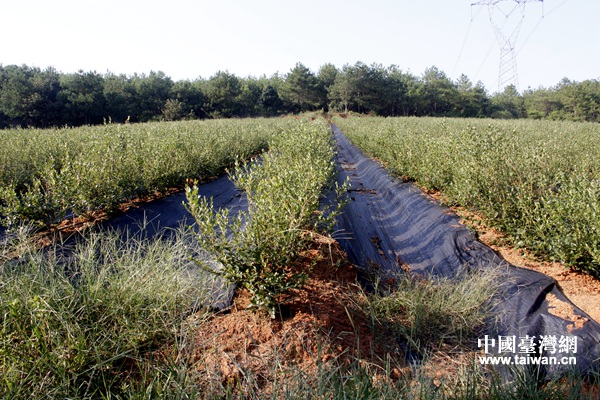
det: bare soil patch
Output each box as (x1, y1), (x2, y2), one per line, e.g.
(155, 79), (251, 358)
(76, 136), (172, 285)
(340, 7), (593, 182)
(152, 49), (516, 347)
(189, 238), (409, 394)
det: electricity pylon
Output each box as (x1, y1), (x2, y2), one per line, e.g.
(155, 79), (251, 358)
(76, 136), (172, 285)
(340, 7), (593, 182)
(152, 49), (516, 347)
(472, 0), (543, 91)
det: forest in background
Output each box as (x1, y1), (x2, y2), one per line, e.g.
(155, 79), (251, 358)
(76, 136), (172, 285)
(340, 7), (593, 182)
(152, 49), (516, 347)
(0, 61), (598, 128)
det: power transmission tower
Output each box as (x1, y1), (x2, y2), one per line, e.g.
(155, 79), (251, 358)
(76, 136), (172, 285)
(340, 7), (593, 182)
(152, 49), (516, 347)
(472, 0), (543, 91)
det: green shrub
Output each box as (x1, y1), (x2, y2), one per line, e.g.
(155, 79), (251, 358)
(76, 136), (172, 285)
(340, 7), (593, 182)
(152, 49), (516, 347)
(186, 119), (346, 317)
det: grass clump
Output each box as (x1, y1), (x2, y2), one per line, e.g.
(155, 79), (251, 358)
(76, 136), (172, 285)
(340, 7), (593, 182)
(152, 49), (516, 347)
(0, 227), (215, 399)
(364, 268), (499, 354)
(186, 119), (346, 317)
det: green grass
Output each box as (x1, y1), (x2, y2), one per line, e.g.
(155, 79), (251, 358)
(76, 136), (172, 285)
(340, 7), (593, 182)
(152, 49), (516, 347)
(361, 267), (499, 354)
(0, 226), (216, 398)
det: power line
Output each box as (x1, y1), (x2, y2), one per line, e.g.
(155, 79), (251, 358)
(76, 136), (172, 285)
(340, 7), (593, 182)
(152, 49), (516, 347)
(517, 0), (573, 55)
(452, 6), (484, 80)
(473, 37), (498, 85)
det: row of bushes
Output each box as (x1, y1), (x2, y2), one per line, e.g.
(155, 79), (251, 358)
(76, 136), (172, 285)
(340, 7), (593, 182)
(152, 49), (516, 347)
(0, 118), (294, 229)
(186, 118), (345, 316)
(335, 116), (600, 275)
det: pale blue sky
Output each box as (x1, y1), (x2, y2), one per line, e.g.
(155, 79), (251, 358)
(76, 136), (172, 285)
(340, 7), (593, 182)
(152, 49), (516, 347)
(1, 0), (597, 93)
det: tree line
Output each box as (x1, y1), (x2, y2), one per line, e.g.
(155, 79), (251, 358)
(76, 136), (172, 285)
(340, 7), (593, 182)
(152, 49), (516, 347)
(0, 62), (598, 128)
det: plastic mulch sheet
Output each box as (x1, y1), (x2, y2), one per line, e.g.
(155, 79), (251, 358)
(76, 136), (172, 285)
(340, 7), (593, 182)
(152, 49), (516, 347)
(330, 123), (600, 379)
(96, 175), (247, 311)
(100, 175), (247, 240)
(0, 174), (247, 312)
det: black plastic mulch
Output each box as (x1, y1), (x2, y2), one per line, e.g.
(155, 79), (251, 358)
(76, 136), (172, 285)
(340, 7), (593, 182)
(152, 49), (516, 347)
(330, 123), (600, 379)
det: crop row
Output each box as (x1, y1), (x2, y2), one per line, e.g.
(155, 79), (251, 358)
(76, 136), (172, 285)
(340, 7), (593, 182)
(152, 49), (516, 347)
(334, 116), (600, 275)
(186, 118), (343, 316)
(0, 118), (297, 229)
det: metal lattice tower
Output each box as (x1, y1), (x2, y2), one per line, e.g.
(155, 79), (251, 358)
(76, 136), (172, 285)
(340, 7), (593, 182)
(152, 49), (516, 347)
(472, 0), (543, 91)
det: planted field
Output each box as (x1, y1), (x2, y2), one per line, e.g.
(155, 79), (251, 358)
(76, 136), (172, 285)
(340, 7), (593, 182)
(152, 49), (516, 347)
(2, 115), (599, 398)
(0, 118), (293, 229)
(0, 117), (346, 398)
(334, 116), (600, 276)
